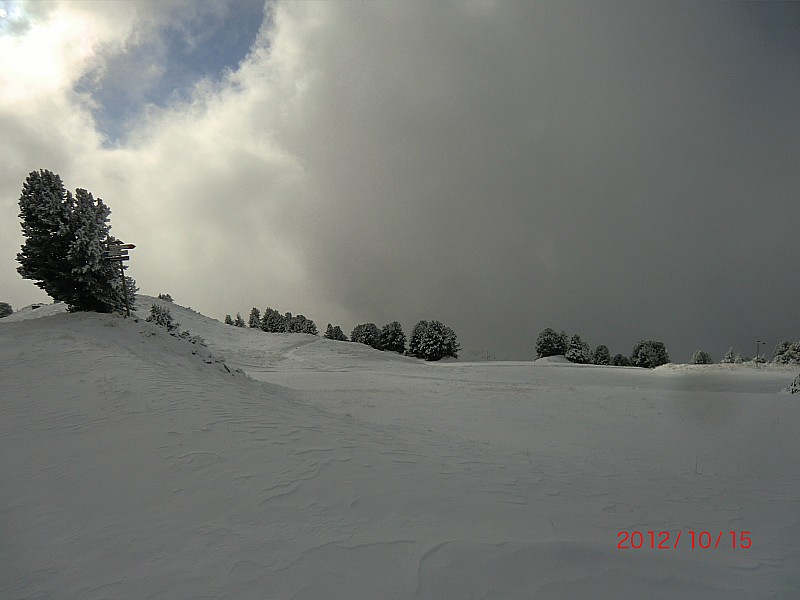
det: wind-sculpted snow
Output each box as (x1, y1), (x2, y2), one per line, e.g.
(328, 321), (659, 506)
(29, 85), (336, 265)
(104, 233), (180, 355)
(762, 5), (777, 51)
(1, 300), (797, 598)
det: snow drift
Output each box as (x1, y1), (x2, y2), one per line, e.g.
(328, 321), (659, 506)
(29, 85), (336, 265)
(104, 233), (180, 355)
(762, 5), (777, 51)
(1, 298), (797, 598)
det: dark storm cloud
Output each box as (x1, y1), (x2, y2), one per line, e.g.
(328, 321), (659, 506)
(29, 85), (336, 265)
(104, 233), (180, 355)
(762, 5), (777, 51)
(265, 2), (799, 360)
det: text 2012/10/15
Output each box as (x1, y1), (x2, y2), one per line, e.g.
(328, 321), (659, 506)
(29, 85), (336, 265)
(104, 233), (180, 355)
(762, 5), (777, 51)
(617, 530), (752, 550)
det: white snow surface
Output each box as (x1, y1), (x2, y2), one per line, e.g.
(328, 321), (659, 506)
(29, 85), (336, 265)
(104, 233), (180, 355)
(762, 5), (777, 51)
(2, 297), (798, 599)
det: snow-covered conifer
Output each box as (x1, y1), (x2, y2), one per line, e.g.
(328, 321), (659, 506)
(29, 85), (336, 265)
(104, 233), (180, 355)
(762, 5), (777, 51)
(158, 293), (173, 302)
(565, 334), (591, 364)
(773, 341), (800, 365)
(407, 320), (460, 361)
(592, 345), (610, 365)
(535, 328), (569, 358)
(324, 324), (348, 341)
(631, 340), (670, 368)
(224, 314), (234, 325)
(690, 350), (713, 365)
(722, 347), (735, 364)
(248, 307), (261, 328)
(351, 323), (380, 348)
(0, 302), (12, 318)
(146, 304), (178, 331)
(234, 313), (245, 327)
(379, 321), (406, 353)
(260, 308), (285, 332)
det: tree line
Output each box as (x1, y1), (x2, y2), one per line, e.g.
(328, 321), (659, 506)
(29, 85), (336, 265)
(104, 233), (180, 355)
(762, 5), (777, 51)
(535, 328), (669, 368)
(224, 307), (459, 361)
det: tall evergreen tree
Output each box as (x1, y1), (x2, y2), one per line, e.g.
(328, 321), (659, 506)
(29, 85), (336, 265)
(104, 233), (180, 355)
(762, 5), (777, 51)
(224, 314), (234, 325)
(535, 328), (569, 358)
(379, 321), (406, 353)
(261, 308), (285, 332)
(351, 323), (380, 348)
(17, 169), (75, 302)
(324, 323), (348, 341)
(234, 312), (245, 327)
(565, 334), (592, 364)
(407, 320), (460, 361)
(248, 307), (261, 328)
(630, 340), (670, 368)
(16, 170), (133, 313)
(592, 344), (610, 365)
(0, 302), (12, 318)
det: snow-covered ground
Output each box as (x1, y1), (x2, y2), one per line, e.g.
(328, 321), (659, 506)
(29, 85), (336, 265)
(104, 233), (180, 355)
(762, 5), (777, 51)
(1, 297), (798, 599)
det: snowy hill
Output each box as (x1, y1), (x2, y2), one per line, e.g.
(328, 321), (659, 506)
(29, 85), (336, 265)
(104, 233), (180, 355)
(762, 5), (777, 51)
(1, 298), (798, 599)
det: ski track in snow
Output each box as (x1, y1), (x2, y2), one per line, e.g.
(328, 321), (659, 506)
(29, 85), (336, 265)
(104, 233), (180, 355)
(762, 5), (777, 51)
(1, 297), (798, 598)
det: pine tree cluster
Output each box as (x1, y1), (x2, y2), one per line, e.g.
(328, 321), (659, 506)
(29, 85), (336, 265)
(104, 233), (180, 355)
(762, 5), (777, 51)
(351, 323), (381, 349)
(324, 324), (348, 341)
(16, 170), (136, 313)
(773, 341), (800, 365)
(631, 340), (670, 368)
(224, 305), (319, 335)
(690, 350), (713, 365)
(0, 302), (12, 318)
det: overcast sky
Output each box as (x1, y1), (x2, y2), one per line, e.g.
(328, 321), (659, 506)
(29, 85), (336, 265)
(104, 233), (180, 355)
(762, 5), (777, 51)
(1, 1), (798, 361)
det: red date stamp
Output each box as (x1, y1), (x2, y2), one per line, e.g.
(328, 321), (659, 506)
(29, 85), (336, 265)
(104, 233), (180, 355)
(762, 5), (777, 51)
(617, 530), (751, 550)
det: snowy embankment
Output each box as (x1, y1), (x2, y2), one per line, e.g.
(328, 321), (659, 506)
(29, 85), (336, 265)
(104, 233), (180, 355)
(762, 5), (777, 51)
(1, 298), (798, 599)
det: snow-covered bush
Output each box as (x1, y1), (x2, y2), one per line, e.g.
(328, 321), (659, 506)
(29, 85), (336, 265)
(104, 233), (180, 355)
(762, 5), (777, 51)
(565, 334), (592, 364)
(351, 323), (381, 348)
(0, 302), (12, 318)
(379, 321), (406, 353)
(146, 304), (178, 332)
(407, 320), (460, 361)
(773, 341), (800, 365)
(158, 293), (173, 302)
(630, 340), (670, 368)
(690, 350), (713, 365)
(224, 314), (234, 325)
(286, 314), (318, 335)
(234, 313), (245, 327)
(592, 345), (610, 365)
(324, 323), (348, 341)
(535, 328), (569, 358)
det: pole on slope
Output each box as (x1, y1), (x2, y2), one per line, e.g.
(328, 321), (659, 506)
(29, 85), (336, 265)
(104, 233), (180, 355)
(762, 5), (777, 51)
(104, 241), (136, 318)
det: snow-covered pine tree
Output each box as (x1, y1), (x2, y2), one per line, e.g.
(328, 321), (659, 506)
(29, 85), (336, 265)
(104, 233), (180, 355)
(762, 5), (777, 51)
(0, 302), (12, 318)
(248, 307), (261, 328)
(17, 169), (76, 302)
(234, 313), (245, 327)
(690, 350), (713, 364)
(65, 189), (126, 313)
(535, 328), (569, 358)
(158, 293), (173, 302)
(407, 320), (460, 361)
(260, 308), (285, 332)
(351, 323), (380, 348)
(324, 323), (348, 341)
(224, 314), (234, 325)
(630, 340), (670, 368)
(773, 341), (800, 365)
(592, 344), (610, 365)
(734, 353), (743, 364)
(565, 334), (592, 364)
(379, 321), (406, 353)
(722, 347), (735, 364)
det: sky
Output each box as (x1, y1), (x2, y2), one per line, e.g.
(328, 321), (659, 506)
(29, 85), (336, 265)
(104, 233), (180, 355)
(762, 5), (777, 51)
(1, 0), (798, 362)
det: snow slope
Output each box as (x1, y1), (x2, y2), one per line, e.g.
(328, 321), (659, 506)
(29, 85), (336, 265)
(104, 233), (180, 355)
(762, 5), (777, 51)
(1, 297), (798, 598)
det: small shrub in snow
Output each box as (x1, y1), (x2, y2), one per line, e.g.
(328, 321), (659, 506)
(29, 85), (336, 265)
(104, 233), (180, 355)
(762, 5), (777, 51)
(324, 323), (348, 341)
(630, 340), (670, 368)
(407, 320), (460, 361)
(379, 321), (406, 353)
(146, 304), (178, 332)
(234, 312), (245, 327)
(535, 328), (569, 359)
(351, 323), (381, 349)
(690, 350), (713, 365)
(224, 314), (234, 325)
(0, 302), (12, 318)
